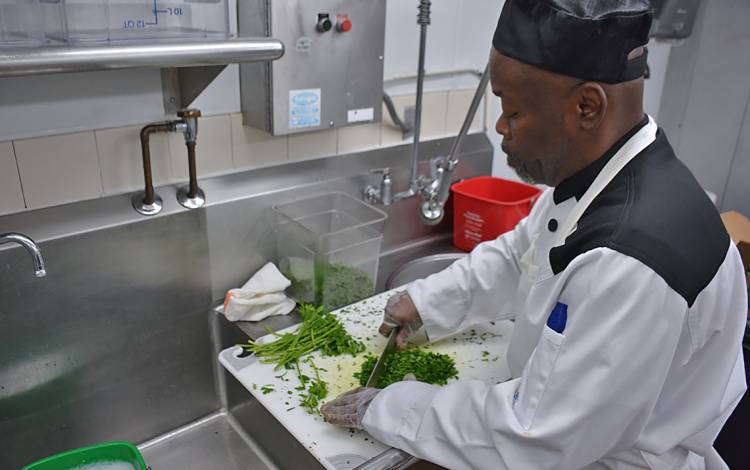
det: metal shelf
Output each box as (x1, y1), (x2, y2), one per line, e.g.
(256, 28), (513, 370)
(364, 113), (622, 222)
(0, 38), (283, 77)
(0, 38), (285, 113)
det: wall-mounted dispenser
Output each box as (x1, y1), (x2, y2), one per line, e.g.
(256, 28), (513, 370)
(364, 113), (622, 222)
(650, 0), (701, 40)
(238, 0), (386, 136)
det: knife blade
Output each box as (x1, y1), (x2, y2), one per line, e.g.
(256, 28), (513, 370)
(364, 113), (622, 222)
(365, 327), (399, 388)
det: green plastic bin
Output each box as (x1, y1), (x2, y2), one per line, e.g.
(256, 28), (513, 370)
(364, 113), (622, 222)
(22, 441), (147, 470)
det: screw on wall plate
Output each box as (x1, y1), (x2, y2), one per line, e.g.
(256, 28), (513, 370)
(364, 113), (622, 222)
(329, 121), (335, 127)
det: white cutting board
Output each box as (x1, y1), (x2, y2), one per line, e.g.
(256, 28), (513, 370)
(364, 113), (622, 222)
(219, 289), (514, 470)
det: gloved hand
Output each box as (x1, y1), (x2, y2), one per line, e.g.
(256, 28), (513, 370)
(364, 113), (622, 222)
(379, 291), (423, 349)
(321, 374), (417, 429)
(321, 387), (380, 429)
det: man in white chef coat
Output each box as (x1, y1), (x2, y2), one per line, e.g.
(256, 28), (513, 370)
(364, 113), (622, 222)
(321, 1), (748, 468)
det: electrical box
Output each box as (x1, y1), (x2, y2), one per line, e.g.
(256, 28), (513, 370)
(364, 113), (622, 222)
(650, 0), (700, 40)
(238, 0), (386, 136)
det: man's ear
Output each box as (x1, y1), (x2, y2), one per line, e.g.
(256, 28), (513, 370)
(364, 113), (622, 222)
(576, 82), (607, 130)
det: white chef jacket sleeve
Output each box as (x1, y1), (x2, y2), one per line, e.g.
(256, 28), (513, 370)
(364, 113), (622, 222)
(406, 190), (550, 341)
(363, 248), (687, 470)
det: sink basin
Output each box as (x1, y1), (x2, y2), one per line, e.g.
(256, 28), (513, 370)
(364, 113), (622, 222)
(386, 253), (466, 289)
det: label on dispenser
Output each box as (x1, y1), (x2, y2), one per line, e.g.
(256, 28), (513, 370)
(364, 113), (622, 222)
(289, 89), (321, 129)
(347, 107), (374, 123)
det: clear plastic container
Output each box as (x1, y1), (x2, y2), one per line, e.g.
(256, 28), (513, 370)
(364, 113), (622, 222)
(41, 0), (230, 43)
(0, 0), (46, 46)
(273, 192), (388, 311)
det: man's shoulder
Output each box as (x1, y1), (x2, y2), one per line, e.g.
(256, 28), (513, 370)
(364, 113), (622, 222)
(551, 130), (730, 307)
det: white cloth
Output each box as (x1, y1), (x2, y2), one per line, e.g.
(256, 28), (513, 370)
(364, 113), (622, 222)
(223, 262), (296, 322)
(361, 120), (747, 469)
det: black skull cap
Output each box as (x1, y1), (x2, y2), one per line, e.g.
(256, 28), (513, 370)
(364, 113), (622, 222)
(493, 0), (653, 83)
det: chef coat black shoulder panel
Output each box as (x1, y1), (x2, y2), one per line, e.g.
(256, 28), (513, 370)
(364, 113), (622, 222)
(549, 129), (730, 307)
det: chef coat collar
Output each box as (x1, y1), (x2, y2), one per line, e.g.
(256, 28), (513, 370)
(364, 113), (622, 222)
(553, 115), (649, 205)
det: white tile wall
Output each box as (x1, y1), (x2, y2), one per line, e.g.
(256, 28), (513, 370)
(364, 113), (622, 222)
(0, 142), (25, 216)
(170, 114), (233, 181)
(421, 92), (449, 139)
(446, 89), (485, 135)
(380, 92), (449, 147)
(95, 125), (171, 195)
(14, 132), (102, 209)
(288, 129), (338, 161)
(3, 96), (488, 214)
(337, 123), (381, 154)
(380, 95), (412, 147)
(230, 113), (288, 169)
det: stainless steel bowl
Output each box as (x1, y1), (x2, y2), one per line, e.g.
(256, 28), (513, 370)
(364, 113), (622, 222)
(385, 252), (466, 289)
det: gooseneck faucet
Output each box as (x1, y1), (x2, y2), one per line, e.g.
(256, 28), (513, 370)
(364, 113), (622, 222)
(0, 233), (47, 277)
(132, 108), (204, 216)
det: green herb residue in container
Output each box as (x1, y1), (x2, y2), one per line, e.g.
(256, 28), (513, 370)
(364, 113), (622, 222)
(284, 261), (373, 311)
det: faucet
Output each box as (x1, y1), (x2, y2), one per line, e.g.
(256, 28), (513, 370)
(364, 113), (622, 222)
(418, 63), (490, 224)
(0, 233), (47, 277)
(364, 0), (491, 225)
(365, 0), (431, 206)
(132, 108), (205, 216)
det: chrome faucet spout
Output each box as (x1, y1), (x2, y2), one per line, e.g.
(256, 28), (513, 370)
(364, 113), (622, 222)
(0, 232), (47, 277)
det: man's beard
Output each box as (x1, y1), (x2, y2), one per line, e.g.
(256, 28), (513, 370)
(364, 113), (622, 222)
(505, 148), (547, 185)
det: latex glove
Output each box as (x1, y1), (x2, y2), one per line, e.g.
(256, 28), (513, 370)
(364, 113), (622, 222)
(379, 291), (423, 349)
(321, 387), (380, 430)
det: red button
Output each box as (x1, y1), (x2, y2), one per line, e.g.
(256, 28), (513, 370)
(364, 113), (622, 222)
(338, 19), (352, 32)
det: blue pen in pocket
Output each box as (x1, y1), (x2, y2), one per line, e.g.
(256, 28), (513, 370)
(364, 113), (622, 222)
(546, 302), (568, 334)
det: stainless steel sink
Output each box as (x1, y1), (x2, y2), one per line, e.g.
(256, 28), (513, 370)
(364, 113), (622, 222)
(386, 252), (466, 289)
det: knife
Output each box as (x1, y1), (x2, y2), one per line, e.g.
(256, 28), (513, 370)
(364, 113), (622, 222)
(365, 327), (399, 388)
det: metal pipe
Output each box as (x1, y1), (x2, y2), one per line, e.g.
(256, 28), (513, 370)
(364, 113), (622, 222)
(383, 69), (488, 143)
(0, 38), (284, 77)
(382, 91), (413, 138)
(175, 108), (205, 209)
(384, 67), (483, 85)
(186, 141), (199, 198)
(139, 123), (172, 205)
(446, 63), (491, 167)
(0, 232), (46, 277)
(409, 0), (431, 192)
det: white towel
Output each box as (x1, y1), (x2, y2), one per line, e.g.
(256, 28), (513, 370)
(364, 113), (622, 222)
(223, 262), (296, 322)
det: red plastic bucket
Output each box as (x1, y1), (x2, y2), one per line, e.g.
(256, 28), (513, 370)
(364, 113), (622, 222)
(451, 176), (542, 251)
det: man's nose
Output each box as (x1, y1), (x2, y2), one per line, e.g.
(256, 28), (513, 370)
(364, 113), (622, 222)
(496, 115), (509, 138)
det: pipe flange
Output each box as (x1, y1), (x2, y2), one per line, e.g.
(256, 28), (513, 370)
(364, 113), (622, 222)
(177, 186), (206, 209)
(132, 192), (163, 216)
